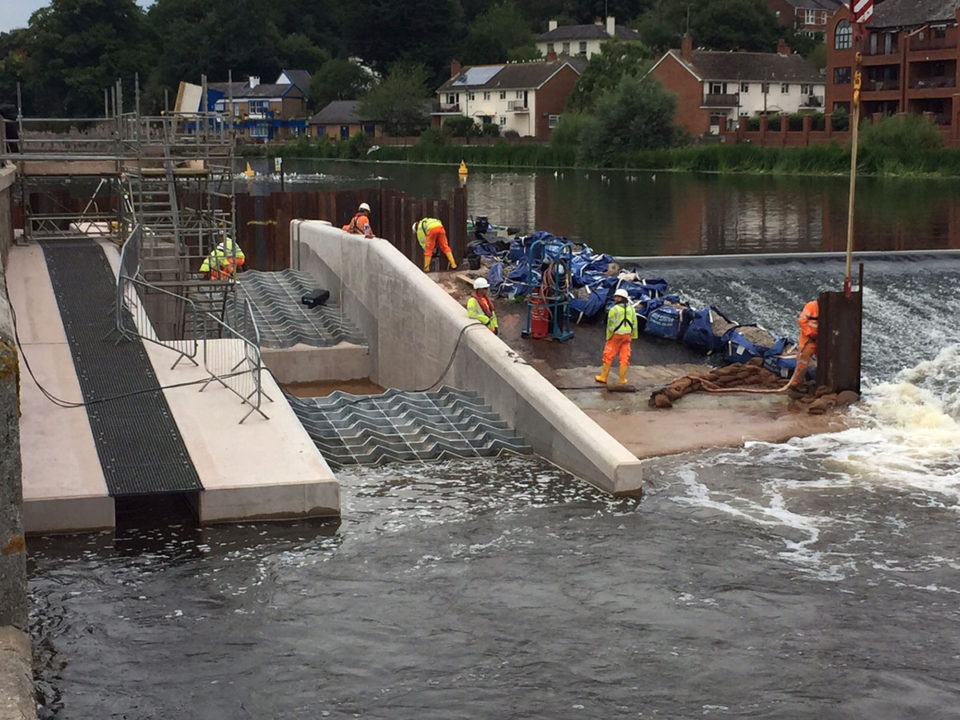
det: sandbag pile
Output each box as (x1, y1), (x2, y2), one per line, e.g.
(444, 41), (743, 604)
(649, 358), (783, 408)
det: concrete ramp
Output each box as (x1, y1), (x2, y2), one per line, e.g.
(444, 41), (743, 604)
(288, 387), (532, 468)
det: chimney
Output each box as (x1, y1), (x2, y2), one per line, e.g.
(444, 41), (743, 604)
(681, 33), (693, 61)
(777, 38), (790, 55)
(547, 50), (558, 62)
(606, 16), (616, 37)
(248, 76), (260, 89)
(548, 19), (557, 31)
(450, 59), (462, 78)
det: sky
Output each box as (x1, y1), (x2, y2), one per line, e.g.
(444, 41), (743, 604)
(1, 0), (154, 34)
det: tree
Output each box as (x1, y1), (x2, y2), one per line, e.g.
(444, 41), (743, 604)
(567, 39), (653, 112)
(278, 33), (329, 76)
(20, 0), (151, 117)
(639, 0), (781, 53)
(357, 62), (431, 136)
(457, 1), (534, 65)
(578, 74), (676, 165)
(310, 58), (373, 110)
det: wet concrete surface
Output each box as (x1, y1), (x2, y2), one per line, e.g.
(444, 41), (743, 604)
(435, 271), (851, 459)
(282, 379), (385, 397)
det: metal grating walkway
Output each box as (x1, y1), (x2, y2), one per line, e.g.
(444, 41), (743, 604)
(239, 269), (367, 349)
(287, 387), (532, 469)
(40, 238), (201, 496)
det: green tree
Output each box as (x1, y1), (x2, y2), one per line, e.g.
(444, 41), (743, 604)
(0, 30), (29, 109)
(21, 0), (151, 116)
(567, 39), (652, 112)
(578, 74), (676, 165)
(357, 62), (431, 136)
(278, 33), (329, 75)
(639, 0), (781, 53)
(310, 58), (373, 110)
(443, 115), (480, 138)
(458, 1), (534, 65)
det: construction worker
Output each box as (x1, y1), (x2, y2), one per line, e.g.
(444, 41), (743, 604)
(595, 288), (638, 386)
(343, 202), (374, 237)
(413, 217), (457, 272)
(789, 298), (819, 394)
(466, 277), (498, 334)
(199, 235), (245, 280)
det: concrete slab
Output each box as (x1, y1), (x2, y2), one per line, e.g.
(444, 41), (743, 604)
(261, 342), (371, 384)
(6, 245), (114, 534)
(100, 241), (340, 522)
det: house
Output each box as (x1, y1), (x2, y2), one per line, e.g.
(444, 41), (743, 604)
(767, 0), (843, 37)
(433, 58), (585, 139)
(175, 70), (311, 142)
(535, 16), (640, 59)
(310, 101), (384, 140)
(826, 0), (960, 140)
(650, 35), (825, 136)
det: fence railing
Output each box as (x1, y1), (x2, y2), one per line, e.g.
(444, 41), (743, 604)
(117, 225), (269, 422)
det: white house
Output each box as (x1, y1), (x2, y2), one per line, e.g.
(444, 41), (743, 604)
(433, 59), (585, 139)
(535, 16), (641, 59)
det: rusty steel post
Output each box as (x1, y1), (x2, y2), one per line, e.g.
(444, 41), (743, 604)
(816, 263), (864, 394)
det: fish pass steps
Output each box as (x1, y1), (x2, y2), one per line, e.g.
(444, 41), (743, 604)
(288, 387), (533, 468)
(239, 269), (366, 349)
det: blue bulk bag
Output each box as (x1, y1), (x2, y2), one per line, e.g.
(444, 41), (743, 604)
(570, 287), (609, 321)
(682, 306), (734, 354)
(644, 303), (692, 340)
(507, 239), (526, 262)
(721, 325), (776, 364)
(761, 337), (814, 380)
(488, 261), (505, 294)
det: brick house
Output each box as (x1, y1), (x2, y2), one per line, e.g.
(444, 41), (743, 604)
(535, 16), (641, 59)
(310, 101), (385, 140)
(826, 0), (960, 140)
(186, 70), (311, 142)
(767, 0), (843, 37)
(650, 35), (825, 136)
(433, 59), (585, 139)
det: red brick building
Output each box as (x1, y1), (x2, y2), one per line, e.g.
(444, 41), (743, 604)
(768, 0), (843, 37)
(826, 0), (960, 139)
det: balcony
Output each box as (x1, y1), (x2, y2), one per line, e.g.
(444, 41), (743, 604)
(701, 93), (739, 108)
(507, 100), (529, 112)
(432, 103), (461, 115)
(864, 79), (900, 92)
(910, 76), (957, 91)
(800, 95), (824, 108)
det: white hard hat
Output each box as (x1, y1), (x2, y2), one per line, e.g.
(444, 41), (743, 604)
(614, 288), (630, 300)
(473, 277), (490, 290)
(412, 222), (418, 234)
(359, 202), (371, 212)
(216, 242), (225, 251)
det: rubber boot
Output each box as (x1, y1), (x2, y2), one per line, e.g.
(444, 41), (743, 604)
(444, 250), (457, 270)
(423, 254), (432, 273)
(618, 364), (629, 385)
(595, 363), (611, 384)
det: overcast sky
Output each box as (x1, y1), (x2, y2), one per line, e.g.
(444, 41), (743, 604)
(1, 0), (153, 34)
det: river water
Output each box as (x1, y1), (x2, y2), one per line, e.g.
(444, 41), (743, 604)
(28, 164), (960, 719)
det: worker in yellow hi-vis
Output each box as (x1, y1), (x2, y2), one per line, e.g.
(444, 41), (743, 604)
(199, 235), (245, 280)
(413, 217), (456, 272)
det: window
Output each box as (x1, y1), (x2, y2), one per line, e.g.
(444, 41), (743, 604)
(801, 84), (812, 95)
(761, 83), (770, 94)
(884, 32), (894, 54)
(835, 20), (852, 50)
(214, 100), (225, 112)
(740, 82), (749, 93)
(499, 91), (506, 99)
(834, 66), (851, 84)
(562, 42), (570, 54)
(781, 83), (790, 94)
(469, 92), (475, 101)
(934, 25), (947, 39)
(804, 9), (816, 25)
(547, 42), (554, 54)
(249, 100), (267, 114)
(499, 116), (506, 126)
(710, 82), (724, 95)
(483, 91), (490, 100)
(516, 91), (524, 99)
(446, 93), (456, 105)
(579, 41), (587, 56)
(249, 125), (269, 138)
(869, 32), (877, 55)
(548, 115), (560, 129)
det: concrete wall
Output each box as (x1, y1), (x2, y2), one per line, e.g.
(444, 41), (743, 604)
(0, 164), (35, 720)
(291, 220), (644, 495)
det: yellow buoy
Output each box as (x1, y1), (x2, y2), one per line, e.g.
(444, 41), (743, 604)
(243, 162), (256, 178)
(458, 160), (468, 177)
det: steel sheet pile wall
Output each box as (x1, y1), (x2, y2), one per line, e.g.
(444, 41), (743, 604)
(236, 186), (467, 271)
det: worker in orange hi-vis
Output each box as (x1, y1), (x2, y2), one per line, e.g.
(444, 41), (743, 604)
(342, 202), (374, 237)
(789, 298), (819, 395)
(413, 217), (457, 272)
(595, 288), (638, 386)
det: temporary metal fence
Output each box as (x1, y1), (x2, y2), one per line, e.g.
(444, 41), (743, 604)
(117, 225), (269, 422)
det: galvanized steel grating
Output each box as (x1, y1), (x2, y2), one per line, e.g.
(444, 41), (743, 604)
(288, 387), (533, 469)
(237, 269), (367, 349)
(40, 238), (201, 495)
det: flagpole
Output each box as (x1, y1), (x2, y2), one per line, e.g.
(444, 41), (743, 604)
(845, 1), (872, 295)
